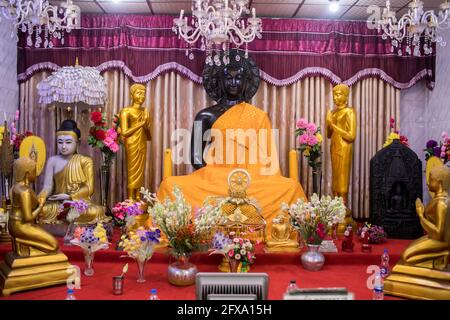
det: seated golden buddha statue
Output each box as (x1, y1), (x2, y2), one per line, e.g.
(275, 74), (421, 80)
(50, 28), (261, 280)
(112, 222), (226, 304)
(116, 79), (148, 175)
(0, 157), (73, 296)
(265, 213), (300, 253)
(384, 164), (450, 300)
(157, 50), (306, 241)
(37, 120), (109, 229)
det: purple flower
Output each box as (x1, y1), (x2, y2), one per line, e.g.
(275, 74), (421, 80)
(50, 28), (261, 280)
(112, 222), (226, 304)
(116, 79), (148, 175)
(426, 140), (438, 149)
(433, 146), (441, 157)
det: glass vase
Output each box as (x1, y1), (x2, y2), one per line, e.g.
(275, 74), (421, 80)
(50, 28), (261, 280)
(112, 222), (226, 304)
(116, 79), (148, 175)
(301, 244), (325, 271)
(136, 257), (147, 283)
(311, 159), (322, 198)
(64, 222), (76, 246)
(83, 249), (95, 276)
(100, 156), (111, 207)
(168, 254), (197, 286)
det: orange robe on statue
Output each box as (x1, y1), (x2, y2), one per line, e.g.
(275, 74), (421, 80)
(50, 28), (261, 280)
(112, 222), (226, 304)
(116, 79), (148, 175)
(157, 102), (306, 240)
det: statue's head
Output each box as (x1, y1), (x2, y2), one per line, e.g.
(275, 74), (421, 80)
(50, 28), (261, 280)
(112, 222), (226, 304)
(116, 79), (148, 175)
(429, 164), (450, 192)
(202, 49), (260, 104)
(56, 120), (80, 156)
(333, 84), (350, 108)
(14, 157), (37, 183)
(130, 84), (146, 105)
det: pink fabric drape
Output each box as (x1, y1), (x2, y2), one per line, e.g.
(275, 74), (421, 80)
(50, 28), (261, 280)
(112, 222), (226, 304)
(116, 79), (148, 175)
(17, 15), (435, 89)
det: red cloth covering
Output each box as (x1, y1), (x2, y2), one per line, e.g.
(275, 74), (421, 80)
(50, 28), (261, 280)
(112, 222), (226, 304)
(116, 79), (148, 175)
(0, 231), (409, 300)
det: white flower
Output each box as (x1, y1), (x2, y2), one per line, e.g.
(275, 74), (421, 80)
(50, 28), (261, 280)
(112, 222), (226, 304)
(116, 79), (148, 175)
(240, 249), (246, 255)
(234, 254), (241, 260)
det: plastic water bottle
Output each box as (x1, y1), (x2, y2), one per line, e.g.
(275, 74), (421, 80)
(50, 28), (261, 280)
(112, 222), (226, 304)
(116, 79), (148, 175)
(287, 280), (299, 294)
(372, 272), (384, 300)
(149, 288), (160, 300)
(65, 288), (76, 300)
(380, 249), (390, 279)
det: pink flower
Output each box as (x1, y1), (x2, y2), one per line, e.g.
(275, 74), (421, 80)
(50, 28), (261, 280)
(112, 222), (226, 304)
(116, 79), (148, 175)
(441, 152), (446, 158)
(441, 131), (448, 141)
(247, 252), (252, 259)
(15, 110), (20, 121)
(298, 133), (309, 145)
(306, 123), (317, 134)
(107, 128), (118, 140)
(307, 134), (319, 146)
(442, 146), (447, 152)
(296, 118), (308, 129)
(228, 250), (234, 257)
(109, 142), (119, 153)
(104, 137), (119, 153)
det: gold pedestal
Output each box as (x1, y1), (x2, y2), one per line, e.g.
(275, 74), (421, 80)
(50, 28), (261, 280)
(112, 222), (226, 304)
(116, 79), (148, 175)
(264, 245), (300, 253)
(0, 233), (11, 244)
(384, 263), (450, 300)
(0, 252), (75, 297)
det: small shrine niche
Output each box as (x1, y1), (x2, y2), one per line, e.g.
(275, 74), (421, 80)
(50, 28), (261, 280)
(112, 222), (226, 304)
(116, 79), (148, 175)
(370, 139), (423, 239)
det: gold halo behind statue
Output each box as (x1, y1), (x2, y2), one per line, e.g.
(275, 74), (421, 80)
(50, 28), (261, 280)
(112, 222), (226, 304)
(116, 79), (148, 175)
(19, 136), (46, 176)
(426, 156), (444, 198)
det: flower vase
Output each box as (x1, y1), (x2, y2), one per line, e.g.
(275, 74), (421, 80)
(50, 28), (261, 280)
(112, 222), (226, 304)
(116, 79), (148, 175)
(168, 255), (198, 286)
(301, 244), (325, 271)
(311, 158), (322, 198)
(100, 161), (111, 207)
(136, 258), (147, 283)
(64, 222), (76, 246)
(228, 258), (239, 273)
(83, 249), (95, 276)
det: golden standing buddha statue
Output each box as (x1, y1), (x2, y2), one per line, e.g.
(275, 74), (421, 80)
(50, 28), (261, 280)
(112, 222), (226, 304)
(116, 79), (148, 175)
(326, 84), (357, 234)
(385, 164), (450, 300)
(0, 157), (74, 296)
(37, 120), (109, 228)
(119, 84), (152, 201)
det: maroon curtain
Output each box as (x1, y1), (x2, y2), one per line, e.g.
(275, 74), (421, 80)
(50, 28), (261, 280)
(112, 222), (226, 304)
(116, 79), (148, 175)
(17, 14), (435, 89)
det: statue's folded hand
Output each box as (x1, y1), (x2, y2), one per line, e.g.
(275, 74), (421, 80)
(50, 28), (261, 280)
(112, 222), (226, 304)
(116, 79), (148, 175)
(415, 198), (424, 217)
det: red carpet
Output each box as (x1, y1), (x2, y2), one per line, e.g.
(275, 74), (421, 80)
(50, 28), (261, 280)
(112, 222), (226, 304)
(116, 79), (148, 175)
(0, 231), (412, 300)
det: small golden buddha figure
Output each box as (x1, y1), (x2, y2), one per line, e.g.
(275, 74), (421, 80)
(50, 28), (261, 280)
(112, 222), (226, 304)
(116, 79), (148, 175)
(0, 157), (73, 296)
(119, 84), (152, 201)
(326, 84), (357, 234)
(384, 164), (450, 300)
(265, 213), (300, 253)
(37, 120), (109, 227)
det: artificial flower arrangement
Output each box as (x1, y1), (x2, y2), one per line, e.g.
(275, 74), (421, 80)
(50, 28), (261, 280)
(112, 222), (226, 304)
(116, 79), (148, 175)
(356, 223), (387, 244)
(70, 223), (110, 276)
(111, 199), (145, 228)
(70, 223), (110, 252)
(424, 131), (449, 164)
(282, 194), (346, 245)
(57, 199), (88, 223)
(119, 226), (161, 283)
(210, 231), (255, 272)
(383, 118), (409, 148)
(140, 185), (227, 259)
(120, 227), (161, 261)
(295, 118), (323, 168)
(88, 111), (121, 166)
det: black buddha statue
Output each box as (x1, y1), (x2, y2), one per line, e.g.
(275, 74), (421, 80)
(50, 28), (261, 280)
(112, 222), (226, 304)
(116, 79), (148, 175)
(190, 49), (260, 169)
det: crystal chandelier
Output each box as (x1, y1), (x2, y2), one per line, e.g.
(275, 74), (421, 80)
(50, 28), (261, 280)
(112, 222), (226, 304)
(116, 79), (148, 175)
(377, 0), (450, 56)
(172, 0), (262, 66)
(0, 0), (81, 48)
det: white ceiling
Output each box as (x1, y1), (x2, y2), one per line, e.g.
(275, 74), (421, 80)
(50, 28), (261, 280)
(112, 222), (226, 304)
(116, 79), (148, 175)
(50, 1), (447, 20)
